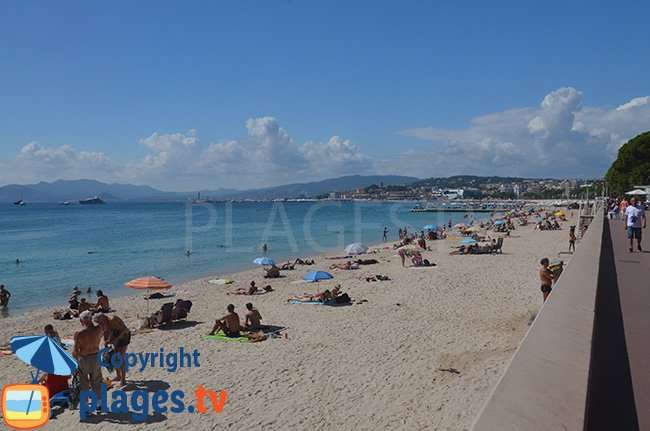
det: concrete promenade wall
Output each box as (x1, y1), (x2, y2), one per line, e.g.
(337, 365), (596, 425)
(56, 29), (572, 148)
(470, 214), (605, 431)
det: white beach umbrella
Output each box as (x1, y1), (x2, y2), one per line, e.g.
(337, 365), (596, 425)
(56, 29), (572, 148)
(345, 243), (369, 255)
(625, 189), (648, 195)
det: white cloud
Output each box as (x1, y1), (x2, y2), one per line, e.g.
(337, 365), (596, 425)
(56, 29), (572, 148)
(0, 118), (372, 190)
(7, 141), (117, 183)
(398, 87), (650, 179)
(2, 89), (649, 189)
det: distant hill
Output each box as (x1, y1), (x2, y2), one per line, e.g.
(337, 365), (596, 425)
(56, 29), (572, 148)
(0, 180), (180, 203)
(227, 175), (420, 199)
(0, 175), (421, 202)
(412, 175), (542, 188)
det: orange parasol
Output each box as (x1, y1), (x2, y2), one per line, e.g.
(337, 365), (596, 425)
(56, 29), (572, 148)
(125, 276), (172, 290)
(125, 276), (172, 314)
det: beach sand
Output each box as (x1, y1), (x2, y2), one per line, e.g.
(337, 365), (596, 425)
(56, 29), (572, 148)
(0, 215), (576, 430)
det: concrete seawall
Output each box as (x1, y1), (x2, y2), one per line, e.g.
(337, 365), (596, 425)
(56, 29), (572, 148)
(470, 214), (605, 431)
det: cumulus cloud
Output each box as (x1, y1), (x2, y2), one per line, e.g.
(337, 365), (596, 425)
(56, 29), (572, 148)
(6, 141), (117, 183)
(1, 118), (372, 190)
(398, 87), (650, 179)
(2, 89), (649, 189)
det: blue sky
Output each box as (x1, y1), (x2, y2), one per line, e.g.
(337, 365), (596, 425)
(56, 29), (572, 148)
(1, 0), (649, 191)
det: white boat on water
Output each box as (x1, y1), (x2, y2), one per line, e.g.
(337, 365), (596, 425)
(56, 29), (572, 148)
(79, 196), (105, 205)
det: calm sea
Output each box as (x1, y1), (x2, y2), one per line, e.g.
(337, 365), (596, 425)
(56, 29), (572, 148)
(0, 201), (472, 314)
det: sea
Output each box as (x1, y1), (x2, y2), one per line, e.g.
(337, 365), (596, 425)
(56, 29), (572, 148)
(0, 201), (475, 315)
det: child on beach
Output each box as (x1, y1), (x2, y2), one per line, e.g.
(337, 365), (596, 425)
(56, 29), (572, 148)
(539, 258), (556, 302)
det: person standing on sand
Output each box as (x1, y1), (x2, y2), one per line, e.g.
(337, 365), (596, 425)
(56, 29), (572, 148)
(73, 311), (104, 405)
(568, 226), (576, 252)
(539, 258), (556, 302)
(94, 313), (131, 387)
(0, 285), (11, 308)
(383, 227), (389, 242)
(623, 197), (646, 252)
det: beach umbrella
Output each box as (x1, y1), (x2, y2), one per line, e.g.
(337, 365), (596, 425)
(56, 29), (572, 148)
(303, 270), (333, 282)
(345, 243), (368, 256)
(461, 238), (478, 244)
(555, 211), (565, 217)
(494, 220), (505, 225)
(465, 226), (480, 232)
(493, 212), (505, 219)
(125, 276), (173, 314)
(125, 276), (172, 290)
(625, 189), (648, 195)
(345, 243), (368, 255)
(453, 223), (467, 229)
(11, 335), (77, 381)
(423, 225), (440, 231)
(253, 257), (276, 266)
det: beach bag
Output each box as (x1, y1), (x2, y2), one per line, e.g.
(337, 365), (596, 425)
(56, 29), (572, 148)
(102, 348), (115, 373)
(69, 371), (81, 409)
(334, 293), (351, 304)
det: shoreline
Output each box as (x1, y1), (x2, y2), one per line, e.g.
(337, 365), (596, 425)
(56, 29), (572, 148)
(0, 213), (576, 430)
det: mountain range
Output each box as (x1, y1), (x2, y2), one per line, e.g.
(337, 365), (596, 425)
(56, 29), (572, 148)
(0, 175), (419, 203)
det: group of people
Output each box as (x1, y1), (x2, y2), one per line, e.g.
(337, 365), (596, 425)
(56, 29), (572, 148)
(66, 288), (110, 319)
(208, 303), (263, 338)
(37, 308), (132, 410)
(287, 282), (351, 304)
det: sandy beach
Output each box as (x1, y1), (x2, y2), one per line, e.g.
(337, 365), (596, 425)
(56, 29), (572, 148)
(0, 213), (576, 431)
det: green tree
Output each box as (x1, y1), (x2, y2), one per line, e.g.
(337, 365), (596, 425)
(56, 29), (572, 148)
(605, 131), (650, 195)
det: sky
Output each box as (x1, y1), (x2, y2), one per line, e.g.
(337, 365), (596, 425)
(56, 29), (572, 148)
(1, 0), (649, 191)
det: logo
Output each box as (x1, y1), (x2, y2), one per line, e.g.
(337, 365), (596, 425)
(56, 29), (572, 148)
(1, 384), (50, 430)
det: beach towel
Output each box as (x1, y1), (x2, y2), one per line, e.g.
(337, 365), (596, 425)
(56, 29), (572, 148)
(288, 300), (350, 306)
(61, 337), (74, 348)
(0, 349), (13, 356)
(208, 279), (235, 285)
(202, 331), (250, 343)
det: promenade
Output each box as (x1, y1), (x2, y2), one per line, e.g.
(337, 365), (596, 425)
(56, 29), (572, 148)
(586, 218), (650, 430)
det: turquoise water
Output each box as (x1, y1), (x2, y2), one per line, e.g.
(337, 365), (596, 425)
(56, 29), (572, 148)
(0, 201), (473, 314)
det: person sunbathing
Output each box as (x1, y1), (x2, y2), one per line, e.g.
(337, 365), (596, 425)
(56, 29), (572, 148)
(280, 261), (295, 270)
(288, 290), (332, 303)
(264, 265), (281, 278)
(70, 298), (91, 317)
(364, 274), (390, 282)
(229, 281), (273, 295)
(90, 290), (110, 313)
(243, 303), (263, 330)
(208, 304), (241, 337)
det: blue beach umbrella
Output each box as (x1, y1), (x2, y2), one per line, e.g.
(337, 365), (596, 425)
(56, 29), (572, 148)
(423, 225), (440, 231)
(461, 238), (478, 244)
(494, 220), (505, 225)
(11, 335), (77, 381)
(253, 257), (276, 266)
(303, 270), (334, 282)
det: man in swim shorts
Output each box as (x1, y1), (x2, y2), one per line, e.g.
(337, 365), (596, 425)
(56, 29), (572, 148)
(94, 313), (131, 387)
(539, 257), (556, 302)
(209, 304), (241, 337)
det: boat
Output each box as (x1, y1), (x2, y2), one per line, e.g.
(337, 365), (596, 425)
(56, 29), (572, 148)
(78, 196), (105, 205)
(191, 192), (226, 204)
(13, 200), (26, 206)
(59, 201), (72, 206)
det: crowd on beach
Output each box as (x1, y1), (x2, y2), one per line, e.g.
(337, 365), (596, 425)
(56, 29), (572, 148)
(0, 201), (594, 423)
